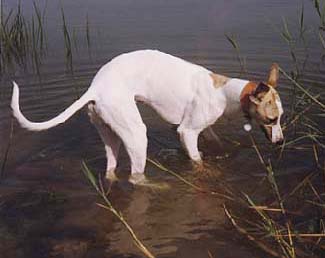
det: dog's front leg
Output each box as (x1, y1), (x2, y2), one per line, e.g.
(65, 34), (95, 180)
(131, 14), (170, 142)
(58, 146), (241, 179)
(177, 127), (202, 163)
(177, 90), (226, 172)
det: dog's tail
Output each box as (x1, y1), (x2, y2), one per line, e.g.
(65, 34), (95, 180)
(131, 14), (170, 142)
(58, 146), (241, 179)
(11, 81), (95, 131)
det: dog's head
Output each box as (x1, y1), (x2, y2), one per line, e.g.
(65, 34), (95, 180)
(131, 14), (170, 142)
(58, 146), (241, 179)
(243, 64), (284, 144)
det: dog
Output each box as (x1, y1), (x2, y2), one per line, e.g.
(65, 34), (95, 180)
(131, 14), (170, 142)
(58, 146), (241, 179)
(11, 50), (284, 183)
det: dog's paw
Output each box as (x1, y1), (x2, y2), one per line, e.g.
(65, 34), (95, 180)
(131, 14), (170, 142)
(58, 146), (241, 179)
(192, 161), (206, 173)
(105, 170), (118, 182)
(129, 173), (147, 185)
(130, 174), (170, 190)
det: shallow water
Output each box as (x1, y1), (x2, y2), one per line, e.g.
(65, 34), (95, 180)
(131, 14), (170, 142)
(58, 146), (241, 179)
(0, 1), (324, 257)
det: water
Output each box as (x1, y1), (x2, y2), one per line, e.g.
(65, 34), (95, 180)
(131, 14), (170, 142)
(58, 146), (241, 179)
(0, 1), (324, 257)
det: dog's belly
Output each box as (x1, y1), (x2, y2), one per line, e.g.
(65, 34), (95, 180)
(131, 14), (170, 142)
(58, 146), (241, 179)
(135, 90), (188, 124)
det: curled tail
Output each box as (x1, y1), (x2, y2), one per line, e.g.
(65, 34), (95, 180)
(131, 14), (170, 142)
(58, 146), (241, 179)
(11, 81), (95, 131)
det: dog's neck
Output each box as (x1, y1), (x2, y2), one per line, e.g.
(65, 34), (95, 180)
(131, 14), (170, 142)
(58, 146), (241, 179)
(222, 79), (255, 116)
(239, 81), (258, 116)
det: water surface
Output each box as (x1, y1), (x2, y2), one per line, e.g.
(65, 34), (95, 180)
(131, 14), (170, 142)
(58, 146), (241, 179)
(0, 1), (324, 257)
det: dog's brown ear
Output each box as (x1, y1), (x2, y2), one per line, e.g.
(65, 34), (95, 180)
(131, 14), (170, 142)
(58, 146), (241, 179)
(267, 63), (279, 87)
(249, 95), (261, 105)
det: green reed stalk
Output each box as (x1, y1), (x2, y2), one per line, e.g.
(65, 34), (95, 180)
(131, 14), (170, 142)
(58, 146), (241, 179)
(60, 6), (73, 73)
(279, 66), (325, 109)
(0, 0), (3, 27)
(86, 13), (91, 54)
(72, 27), (78, 52)
(225, 33), (246, 74)
(147, 158), (235, 201)
(249, 134), (296, 258)
(31, 16), (41, 77)
(313, 0), (325, 28)
(33, 1), (45, 53)
(224, 205), (286, 258)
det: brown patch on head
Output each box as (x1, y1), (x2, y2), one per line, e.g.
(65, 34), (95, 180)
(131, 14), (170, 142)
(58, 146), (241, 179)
(209, 73), (229, 88)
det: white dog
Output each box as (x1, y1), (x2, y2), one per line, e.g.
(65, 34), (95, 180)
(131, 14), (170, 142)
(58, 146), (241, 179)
(11, 50), (284, 183)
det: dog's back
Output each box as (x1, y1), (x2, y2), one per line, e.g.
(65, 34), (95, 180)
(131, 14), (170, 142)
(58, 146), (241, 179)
(91, 49), (210, 124)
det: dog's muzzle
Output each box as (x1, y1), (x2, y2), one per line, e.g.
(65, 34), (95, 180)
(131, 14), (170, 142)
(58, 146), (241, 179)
(260, 124), (284, 145)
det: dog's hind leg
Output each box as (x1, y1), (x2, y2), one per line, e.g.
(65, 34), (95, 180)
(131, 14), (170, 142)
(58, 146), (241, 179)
(96, 123), (121, 180)
(88, 104), (121, 180)
(95, 97), (148, 184)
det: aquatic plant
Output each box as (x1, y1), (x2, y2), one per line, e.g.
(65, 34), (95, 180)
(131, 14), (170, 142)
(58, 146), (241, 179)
(313, 0), (325, 29)
(0, 1), (28, 71)
(209, 3), (325, 256)
(0, 1), (46, 75)
(86, 13), (91, 55)
(0, 1), (91, 75)
(225, 33), (246, 75)
(221, 2), (325, 256)
(60, 6), (73, 73)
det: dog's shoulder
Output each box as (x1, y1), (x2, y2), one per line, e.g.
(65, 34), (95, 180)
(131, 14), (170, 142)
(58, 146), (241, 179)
(209, 73), (230, 89)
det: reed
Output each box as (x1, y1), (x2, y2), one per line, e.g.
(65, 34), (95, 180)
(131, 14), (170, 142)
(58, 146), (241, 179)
(60, 6), (73, 73)
(222, 4), (325, 256)
(313, 0), (325, 29)
(0, 1), (92, 75)
(223, 130), (324, 257)
(0, 1), (47, 74)
(225, 33), (246, 75)
(86, 13), (91, 55)
(0, 1), (27, 71)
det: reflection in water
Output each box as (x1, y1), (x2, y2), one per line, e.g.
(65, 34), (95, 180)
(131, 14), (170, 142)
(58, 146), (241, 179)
(106, 180), (224, 256)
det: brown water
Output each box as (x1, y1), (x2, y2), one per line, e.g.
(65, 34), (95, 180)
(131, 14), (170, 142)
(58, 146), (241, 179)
(0, 1), (324, 257)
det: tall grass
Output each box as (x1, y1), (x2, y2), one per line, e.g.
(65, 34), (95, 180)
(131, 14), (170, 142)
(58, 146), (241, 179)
(60, 6), (73, 73)
(0, 1), (90, 75)
(0, 1), (46, 74)
(222, 2), (325, 257)
(0, 1), (28, 71)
